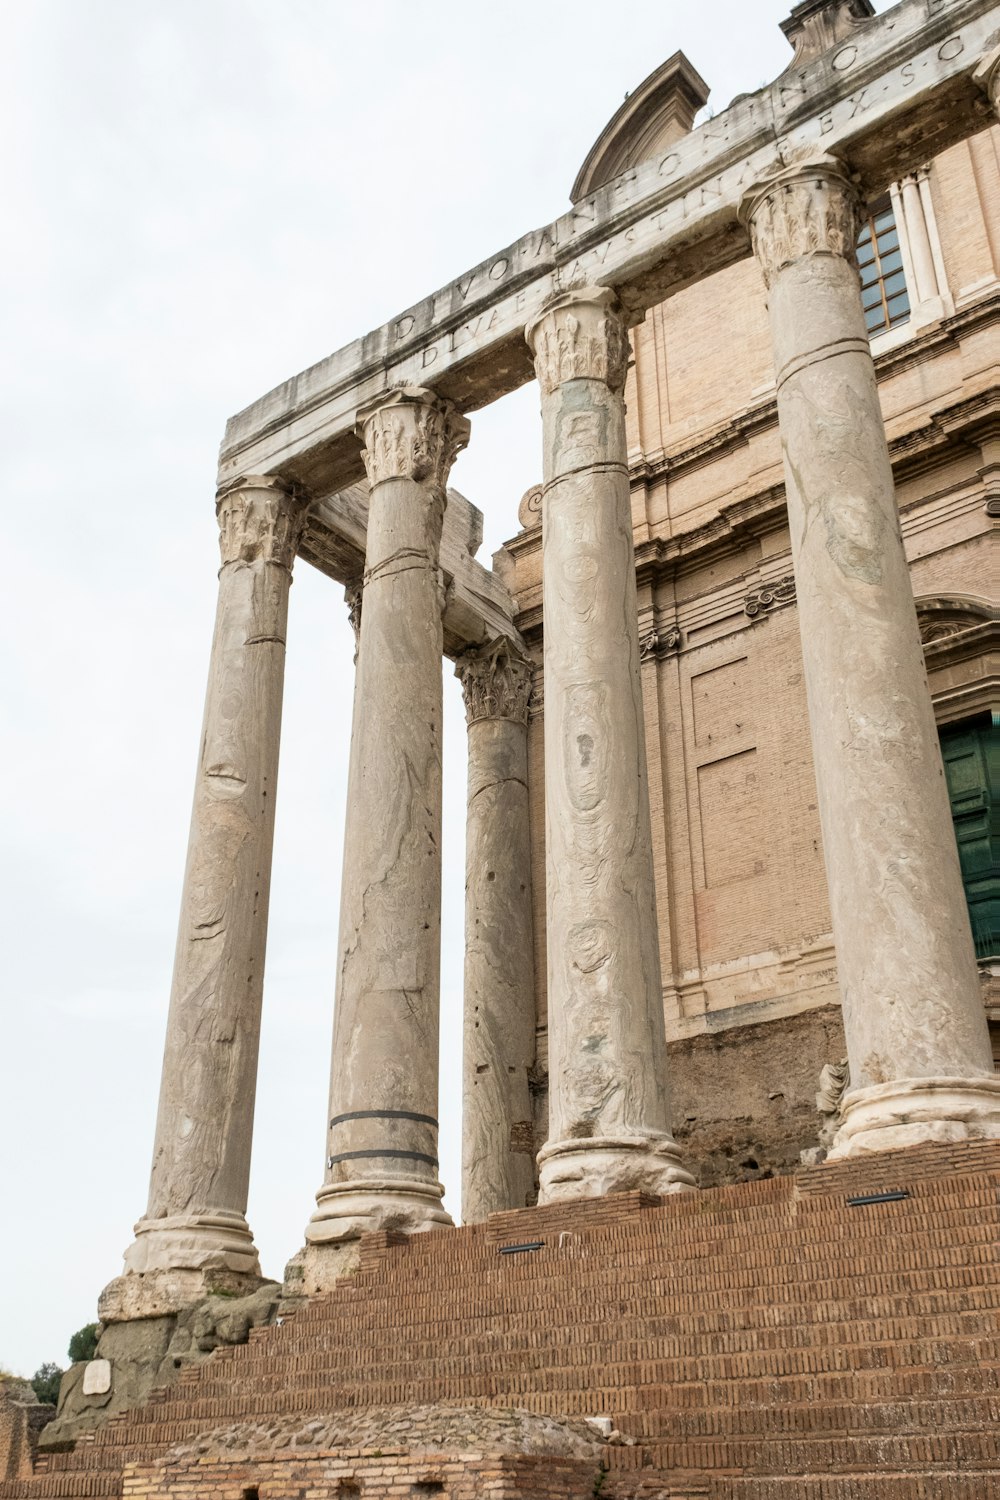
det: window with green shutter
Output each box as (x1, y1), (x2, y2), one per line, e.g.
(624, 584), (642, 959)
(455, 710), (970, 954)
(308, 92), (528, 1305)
(939, 716), (1000, 963)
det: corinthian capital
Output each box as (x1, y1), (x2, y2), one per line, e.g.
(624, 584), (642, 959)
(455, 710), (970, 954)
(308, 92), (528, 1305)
(525, 286), (630, 397)
(215, 477), (308, 569)
(356, 386), (470, 492)
(740, 155), (863, 289)
(456, 636), (534, 728)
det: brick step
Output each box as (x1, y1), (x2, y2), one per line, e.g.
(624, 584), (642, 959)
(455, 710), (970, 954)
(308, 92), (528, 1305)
(709, 1475), (999, 1499)
(304, 1235), (999, 1311)
(93, 1353), (1000, 1444)
(607, 1427), (1000, 1474)
(347, 1200), (999, 1260)
(179, 1319), (1000, 1396)
(0, 1476), (122, 1498)
(616, 1391), (1000, 1438)
(254, 1278), (1000, 1338)
(281, 1272), (1000, 1332)
(236, 1294), (1000, 1362)
(634, 1364), (1000, 1407)
(332, 1214), (999, 1285)
(50, 1370), (1000, 1468)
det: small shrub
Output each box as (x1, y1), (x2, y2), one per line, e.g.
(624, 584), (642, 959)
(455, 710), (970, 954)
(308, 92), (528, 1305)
(31, 1363), (64, 1406)
(67, 1324), (100, 1364)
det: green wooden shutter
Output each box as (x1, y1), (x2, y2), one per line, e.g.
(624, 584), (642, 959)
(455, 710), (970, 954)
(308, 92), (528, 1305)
(939, 716), (1000, 961)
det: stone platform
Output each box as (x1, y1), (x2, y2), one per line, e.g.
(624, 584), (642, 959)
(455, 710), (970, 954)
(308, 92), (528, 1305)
(4, 1140), (1000, 1499)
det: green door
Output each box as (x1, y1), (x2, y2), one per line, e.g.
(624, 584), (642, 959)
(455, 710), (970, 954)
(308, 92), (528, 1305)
(939, 716), (1000, 961)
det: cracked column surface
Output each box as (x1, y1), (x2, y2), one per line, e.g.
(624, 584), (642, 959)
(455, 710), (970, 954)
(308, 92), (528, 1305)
(525, 287), (694, 1203)
(456, 637), (537, 1222)
(103, 477), (307, 1321)
(742, 154), (1000, 1158)
(303, 387), (468, 1286)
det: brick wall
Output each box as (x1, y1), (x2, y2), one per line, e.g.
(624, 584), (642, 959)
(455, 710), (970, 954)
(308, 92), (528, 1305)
(122, 1450), (600, 1500)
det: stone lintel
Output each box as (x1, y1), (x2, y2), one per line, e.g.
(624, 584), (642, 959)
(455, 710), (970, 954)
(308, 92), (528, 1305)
(218, 0), (998, 498)
(295, 481), (522, 657)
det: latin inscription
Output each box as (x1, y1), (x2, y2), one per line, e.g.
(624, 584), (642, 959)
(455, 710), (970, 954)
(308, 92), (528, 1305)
(221, 0), (1000, 478)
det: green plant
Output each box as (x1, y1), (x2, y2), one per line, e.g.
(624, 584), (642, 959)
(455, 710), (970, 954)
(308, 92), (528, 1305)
(31, 1363), (64, 1406)
(67, 1324), (100, 1364)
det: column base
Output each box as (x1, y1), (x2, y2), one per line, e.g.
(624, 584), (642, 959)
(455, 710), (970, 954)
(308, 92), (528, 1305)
(102, 1210), (262, 1319)
(537, 1134), (696, 1203)
(305, 1178), (454, 1246)
(828, 1076), (1000, 1160)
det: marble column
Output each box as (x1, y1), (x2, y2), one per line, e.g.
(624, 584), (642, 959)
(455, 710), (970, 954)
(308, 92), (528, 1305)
(303, 387), (468, 1286)
(900, 174), (939, 307)
(741, 154), (1000, 1157)
(456, 636), (537, 1222)
(525, 287), (694, 1202)
(103, 477), (307, 1321)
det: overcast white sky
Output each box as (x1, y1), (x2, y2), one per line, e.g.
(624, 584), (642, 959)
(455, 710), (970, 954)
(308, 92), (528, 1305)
(1, 0), (895, 1378)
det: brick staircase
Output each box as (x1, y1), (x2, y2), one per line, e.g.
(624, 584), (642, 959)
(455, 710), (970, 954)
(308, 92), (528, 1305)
(4, 1140), (999, 1499)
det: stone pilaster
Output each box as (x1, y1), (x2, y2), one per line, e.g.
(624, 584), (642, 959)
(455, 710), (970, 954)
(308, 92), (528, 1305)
(103, 477), (307, 1321)
(302, 388), (469, 1290)
(456, 637), (537, 1222)
(742, 155), (1000, 1157)
(525, 287), (694, 1202)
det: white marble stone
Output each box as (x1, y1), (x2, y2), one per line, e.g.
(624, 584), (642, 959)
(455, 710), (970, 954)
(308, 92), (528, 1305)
(81, 1361), (112, 1397)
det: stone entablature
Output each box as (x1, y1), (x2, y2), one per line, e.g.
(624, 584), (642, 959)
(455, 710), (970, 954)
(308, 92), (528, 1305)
(218, 0), (1000, 499)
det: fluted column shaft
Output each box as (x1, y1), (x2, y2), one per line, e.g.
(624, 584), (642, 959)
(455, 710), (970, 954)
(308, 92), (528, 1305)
(457, 638), (537, 1222)
(742, 156), (999, 1157)
(105, 477), (306, 1320)
(525, 287), (694, 1202)
(305, 387), (469, 1267)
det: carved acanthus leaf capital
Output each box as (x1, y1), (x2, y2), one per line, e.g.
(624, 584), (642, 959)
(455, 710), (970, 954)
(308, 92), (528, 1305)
(456, 636), (534, 727)
(215, 478), (308, 569)
(356, 386), (470, 492)
(525, 286), (630, 397)
(740, 156), (863, 289)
